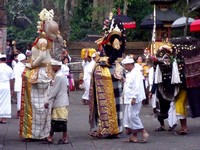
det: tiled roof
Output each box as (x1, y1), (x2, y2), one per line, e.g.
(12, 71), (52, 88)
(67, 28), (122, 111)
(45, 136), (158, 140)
(143, 8), (181, 22)
(80, 34), (102, 42)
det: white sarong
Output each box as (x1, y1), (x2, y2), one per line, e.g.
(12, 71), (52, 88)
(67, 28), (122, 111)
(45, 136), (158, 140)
(123, 102), (144, 130)
(0, 81), (12, 118)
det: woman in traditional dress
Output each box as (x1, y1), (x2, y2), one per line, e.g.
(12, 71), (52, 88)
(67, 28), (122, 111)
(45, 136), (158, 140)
(81, 48), (96, 105)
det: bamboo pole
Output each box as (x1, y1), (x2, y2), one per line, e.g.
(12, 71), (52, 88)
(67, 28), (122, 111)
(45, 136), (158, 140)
(151, 4), (156, 56)
(184, 0), (189, 36)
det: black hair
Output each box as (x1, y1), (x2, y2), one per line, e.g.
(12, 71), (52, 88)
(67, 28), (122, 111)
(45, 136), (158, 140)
(0, 57), (6, 61)
(135, 55), (145, 62)
(62, 56), (70, 64)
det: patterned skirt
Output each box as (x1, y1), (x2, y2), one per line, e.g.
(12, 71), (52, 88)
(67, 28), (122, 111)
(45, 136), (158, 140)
(184, 56), (200, 118)
(51, 107), (68, 132)
(89, 63), (123, 136)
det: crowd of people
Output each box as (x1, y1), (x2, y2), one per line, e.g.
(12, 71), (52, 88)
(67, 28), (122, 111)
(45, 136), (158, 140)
(0, 8), (200, 146)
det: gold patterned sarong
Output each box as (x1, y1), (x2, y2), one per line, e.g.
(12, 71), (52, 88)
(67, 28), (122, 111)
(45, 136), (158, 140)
(89, 64), (119, 136)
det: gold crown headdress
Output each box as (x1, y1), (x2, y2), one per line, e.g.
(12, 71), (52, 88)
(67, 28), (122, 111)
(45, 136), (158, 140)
(39, 8), (54, 21)
(37, 9), (54, 34)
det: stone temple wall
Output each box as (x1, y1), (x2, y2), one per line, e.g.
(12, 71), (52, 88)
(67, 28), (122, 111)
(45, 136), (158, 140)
(67, 41), (149, 90)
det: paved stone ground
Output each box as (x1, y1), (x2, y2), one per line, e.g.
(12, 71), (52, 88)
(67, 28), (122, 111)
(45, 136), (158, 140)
(1, 90), (200, 150)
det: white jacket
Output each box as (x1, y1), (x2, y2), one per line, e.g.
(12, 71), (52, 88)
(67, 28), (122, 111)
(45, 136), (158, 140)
(124, 66), (146, 104)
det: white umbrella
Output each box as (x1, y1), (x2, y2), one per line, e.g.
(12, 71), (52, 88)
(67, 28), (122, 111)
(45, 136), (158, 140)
(172, 16), (195, 28)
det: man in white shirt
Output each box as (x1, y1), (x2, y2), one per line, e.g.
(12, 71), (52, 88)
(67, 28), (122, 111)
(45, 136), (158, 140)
(122, 56), (149, 143)
(0, 53), (14, 123)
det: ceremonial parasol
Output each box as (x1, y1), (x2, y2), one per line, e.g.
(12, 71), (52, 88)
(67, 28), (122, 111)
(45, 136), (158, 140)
(190, 19), (200, 32)
(172, 16), (195, 28)
(112, 15), (136, 29)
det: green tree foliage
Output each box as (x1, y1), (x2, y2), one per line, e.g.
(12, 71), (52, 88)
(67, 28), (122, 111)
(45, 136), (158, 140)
(6, 0), (41, 52)
(6, 0), (200, 47)
(123, 0), (153, 41)
(70, 0), (103, 41)
(70, 0), (153, 41)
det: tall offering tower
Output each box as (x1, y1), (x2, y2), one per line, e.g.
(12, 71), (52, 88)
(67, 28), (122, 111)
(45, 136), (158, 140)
(147, 0), (180, 41)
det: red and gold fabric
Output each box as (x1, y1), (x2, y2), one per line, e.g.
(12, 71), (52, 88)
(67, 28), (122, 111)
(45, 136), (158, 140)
(19, 68), (33, 139)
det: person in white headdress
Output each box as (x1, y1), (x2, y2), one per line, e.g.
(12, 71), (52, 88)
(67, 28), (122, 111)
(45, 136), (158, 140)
(13, 53), (26, 118)
(0, 53), (14, 123)
(44, 59), (69, 144)
(122, 56), (149, 143)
